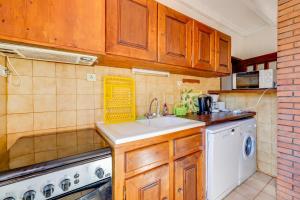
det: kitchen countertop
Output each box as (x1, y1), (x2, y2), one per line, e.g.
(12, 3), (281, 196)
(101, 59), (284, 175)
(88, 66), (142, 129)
(96, 116), (205, 145)
(182, 111), (256, 126)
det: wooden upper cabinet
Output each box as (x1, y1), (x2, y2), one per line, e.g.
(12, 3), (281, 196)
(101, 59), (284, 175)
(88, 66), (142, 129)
(216, 31), (232, 74)
(174, 152), (204, 200)
(106, 0), (158, 61)
(158, 5), (193, 67)
(49, 0), (105, 54)
(192, 21), (215, 71)
(0, 0), (105, 54)
(125, 165), (169, 200)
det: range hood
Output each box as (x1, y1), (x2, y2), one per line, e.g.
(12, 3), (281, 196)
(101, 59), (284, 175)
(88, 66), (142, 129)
(0, 43), (97, 65)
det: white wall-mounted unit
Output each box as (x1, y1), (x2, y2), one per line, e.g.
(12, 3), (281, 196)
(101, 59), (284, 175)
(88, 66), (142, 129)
(0, 43), (97, 66)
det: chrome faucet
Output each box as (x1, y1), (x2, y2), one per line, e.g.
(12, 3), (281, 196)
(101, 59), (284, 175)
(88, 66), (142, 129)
(145, 98), (160, 119)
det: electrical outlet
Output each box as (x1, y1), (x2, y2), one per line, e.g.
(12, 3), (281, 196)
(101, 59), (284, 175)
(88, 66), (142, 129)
(87, 73), (97, 81)
(0, 65), (7, 77)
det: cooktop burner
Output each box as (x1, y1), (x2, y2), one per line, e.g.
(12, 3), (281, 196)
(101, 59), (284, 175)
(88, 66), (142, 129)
(0, 129), (109, 178)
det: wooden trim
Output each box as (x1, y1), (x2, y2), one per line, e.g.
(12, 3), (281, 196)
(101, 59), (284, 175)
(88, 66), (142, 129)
(208, 89), (277, 94)
(233, 52), (277, 72)
(182, 79), (200, 84)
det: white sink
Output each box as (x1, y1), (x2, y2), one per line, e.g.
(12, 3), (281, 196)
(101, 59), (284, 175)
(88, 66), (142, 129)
(137, 116), (197, 129)
(96, 116), (205, 145)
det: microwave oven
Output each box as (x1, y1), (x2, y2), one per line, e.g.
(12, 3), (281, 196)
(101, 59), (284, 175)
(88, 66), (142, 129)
(232, 69), (276, 89)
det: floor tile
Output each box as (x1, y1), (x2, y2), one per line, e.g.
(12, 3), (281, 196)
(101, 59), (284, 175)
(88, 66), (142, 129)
(244, 176), (268, 191)
(251, 172), (272, 184)
(224, 191), (248, 200)
(224, 172), (276, 200)
(235, 183), (261, 200)
(255, 192), (276, 200)
(263, 179), (276, 197)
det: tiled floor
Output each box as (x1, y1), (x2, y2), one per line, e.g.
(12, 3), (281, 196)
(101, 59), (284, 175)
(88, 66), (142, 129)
(224, 172), (276, 200)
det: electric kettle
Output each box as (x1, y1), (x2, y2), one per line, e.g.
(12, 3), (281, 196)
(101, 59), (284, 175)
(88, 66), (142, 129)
(198, 95), (213, 114)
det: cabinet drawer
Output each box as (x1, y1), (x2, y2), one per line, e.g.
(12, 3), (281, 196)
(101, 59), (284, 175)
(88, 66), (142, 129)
(125, 142), (169, 173)
(174, 134), (202, 157)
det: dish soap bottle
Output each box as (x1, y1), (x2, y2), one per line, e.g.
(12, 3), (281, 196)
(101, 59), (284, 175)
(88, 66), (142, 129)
(162, 103), (169, 116)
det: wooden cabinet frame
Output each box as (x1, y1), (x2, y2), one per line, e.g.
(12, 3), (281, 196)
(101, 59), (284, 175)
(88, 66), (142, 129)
(216, 31), (232, 74)
(106, 0), (158, 61)
(97, 127), (206, 200)
(158, 5), (193, 67)
(192, 21), (215, 71)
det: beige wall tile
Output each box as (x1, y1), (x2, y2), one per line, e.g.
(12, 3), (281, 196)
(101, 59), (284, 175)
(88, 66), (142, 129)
(34, 112), (56, 130)
(57, 131), (77, 148)
(77, 79), (94, 94)
(77, 110), (94, 125)
(76, 65), (94, 79)
(94, 94), (103, 109)
(56, 63), (76, 78)
(57, 78), (76, 95)
(33, 95), (56, 112)
(7, 95), (33, 114)
(0, 116), (6, 135)
(33, 77), (56, 94)
(35, 150), (57, 163)
(0, 77), (7, 95)
(0, 95), (6, 116)
(57, 95), (76, 111)
(33, 60), (55, 77)
(94, 109), (104, 122)
(34, 134), (56, 152)
(7, 113), (33, 133)
(9, 154), (35, 169)
(9, 58), (32, 76)
(93, 80), (102, 94)
(77, 95), (94, 110)
(8, 76), (32, 95)
(57, 111), (76, 128)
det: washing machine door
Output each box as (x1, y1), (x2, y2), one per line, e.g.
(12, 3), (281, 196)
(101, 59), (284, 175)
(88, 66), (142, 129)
(243, 135), (255, 159)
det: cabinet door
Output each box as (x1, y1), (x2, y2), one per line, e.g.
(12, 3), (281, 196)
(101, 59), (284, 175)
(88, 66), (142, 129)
(216, 31), (232, 74)
(106, 0), (157, 61)
(158, 5), (192, 67)
(49, 0), (105, 54)
(125, 165), (169, 200)
(174, 152), (204, 200)
(0, 0), (27, 39)
(0, 0), (105, 54)
(192, 21), (215, 71)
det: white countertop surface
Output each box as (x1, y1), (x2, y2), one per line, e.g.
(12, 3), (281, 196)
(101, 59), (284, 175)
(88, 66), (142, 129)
(96, 116), (205, 145)
(96, 116), (205, 144)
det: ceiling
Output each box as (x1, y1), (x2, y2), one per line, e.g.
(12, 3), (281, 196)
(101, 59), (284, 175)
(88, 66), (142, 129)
(163, 0), (277, 37)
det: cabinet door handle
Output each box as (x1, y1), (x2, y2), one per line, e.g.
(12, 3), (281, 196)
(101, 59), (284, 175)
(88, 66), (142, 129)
(178, 188), (183, 193)
(162, 197), (168, 200)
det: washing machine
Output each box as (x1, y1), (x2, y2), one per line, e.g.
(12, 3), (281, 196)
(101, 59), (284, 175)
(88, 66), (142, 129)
(238, 118), (257, 184)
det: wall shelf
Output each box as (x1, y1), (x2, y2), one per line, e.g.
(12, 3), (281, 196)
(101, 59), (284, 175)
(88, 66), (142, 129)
(208, 89), (277, 94)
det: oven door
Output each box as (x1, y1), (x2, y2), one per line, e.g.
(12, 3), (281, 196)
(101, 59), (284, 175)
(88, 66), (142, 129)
(55, 178), (112, 200)
(78, 180), (112, 200)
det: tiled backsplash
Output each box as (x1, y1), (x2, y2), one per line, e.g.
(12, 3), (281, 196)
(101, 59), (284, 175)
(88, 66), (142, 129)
(0, 56), (7, 170)
(219, 93), (277, 177)
(1, 57), (220, 155)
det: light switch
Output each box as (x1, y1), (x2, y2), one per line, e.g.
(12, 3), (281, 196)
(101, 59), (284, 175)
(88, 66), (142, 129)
(87, 73), (96, 81)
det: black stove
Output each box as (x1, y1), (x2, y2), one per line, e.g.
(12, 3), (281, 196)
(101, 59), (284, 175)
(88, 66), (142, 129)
(0, 129), (112, 200)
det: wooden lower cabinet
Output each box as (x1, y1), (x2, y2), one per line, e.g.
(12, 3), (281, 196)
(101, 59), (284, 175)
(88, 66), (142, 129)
(99, 127), (206, 200)
(125, 165), (169, 200)
(174, 152), (204, 200)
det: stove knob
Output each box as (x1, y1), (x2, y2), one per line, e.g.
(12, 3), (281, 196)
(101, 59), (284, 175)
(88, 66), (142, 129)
(3, 197), (15, 200)
(43, 184), (55, 198)
(60, 179), (71, 191)
(95, 168), (105, 179)
(23, 190), (36, 200)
